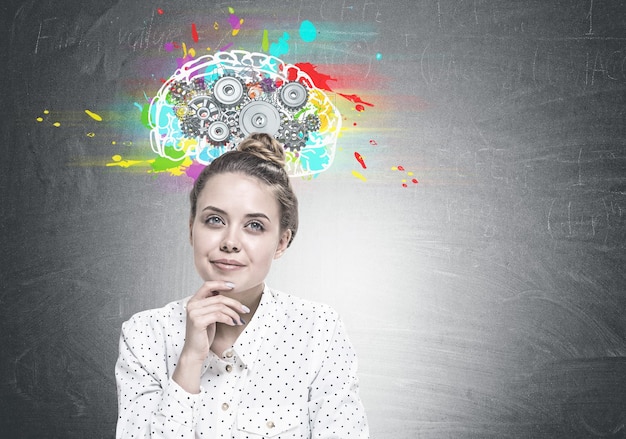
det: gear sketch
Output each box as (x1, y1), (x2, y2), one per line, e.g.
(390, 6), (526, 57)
(149, 50), (341, 177)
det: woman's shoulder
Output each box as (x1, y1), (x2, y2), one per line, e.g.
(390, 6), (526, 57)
(121, 298), (188, 334)
(267, 288), (339, 321)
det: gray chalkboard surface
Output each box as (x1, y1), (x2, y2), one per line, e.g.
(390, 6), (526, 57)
(1, 1), (625, 438)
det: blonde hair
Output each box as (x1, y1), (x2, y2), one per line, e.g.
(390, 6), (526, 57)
(189, 133), (298, 247)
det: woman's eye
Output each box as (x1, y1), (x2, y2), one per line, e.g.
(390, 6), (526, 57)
(247, 221), (265, 232)
(205, 216), (224, 226)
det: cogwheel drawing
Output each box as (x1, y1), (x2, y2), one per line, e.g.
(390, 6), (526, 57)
(149, 50), (342, 177)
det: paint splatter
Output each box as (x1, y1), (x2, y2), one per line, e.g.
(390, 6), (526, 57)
(369, 139), (378, 146)
(299, 20), (317, 43)
(219, 42), (234, 52)
(157, 8), (164, 15)
(262, 29), (269, 52)
(354, 152), (366, 169)
(228, 8), (244, 36)
(355, 104), (365, 112)
(270, 32), (290, 57)
(392, 166), (419, 187)
(290, 65), (372, 108)
(376, 53), (383, 61)
(107, 155), (151, 169)
(36, 110), (60, 127)
(85, 109), (102, 121)
(191, 23), (199, 43)
(293, 63), (336, 91)
(339, 93), (374, 108)
(352, 170), (367, 182)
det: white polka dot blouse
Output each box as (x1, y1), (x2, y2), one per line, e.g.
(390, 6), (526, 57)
(115, 286), (370, 438)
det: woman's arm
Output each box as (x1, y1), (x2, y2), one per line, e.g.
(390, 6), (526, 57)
(115, 316), (202, 439)
(308, 316), (370, 439)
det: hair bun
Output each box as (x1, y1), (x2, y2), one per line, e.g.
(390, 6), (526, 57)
(237, 133), (286, 168)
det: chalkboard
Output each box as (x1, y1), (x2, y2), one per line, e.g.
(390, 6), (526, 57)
(1, 0), (626, 438)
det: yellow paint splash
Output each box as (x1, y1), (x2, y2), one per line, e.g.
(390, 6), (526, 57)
(36, 109), (60, 126)
(352, 170), (367, 182)
(232, 19), (244, 36)
(85, 109), (103, 121)
(107, 155), (152, 169)
(182, 42), (196, 58)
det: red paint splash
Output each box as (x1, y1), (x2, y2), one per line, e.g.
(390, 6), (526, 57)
(191, 23), (199, 43)
(293, 63), (336, 92)
(354, 152), (366, 169)
(369, 140), (378, 146)
(289, 63), (374, 109)
(355, 104), (365, 112)
(339, 93), (374, 108)
(157, 8), (164, 15)
(397, 165), (405, 171)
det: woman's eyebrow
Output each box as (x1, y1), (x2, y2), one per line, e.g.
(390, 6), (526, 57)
(246, 213), (272, 222)
(201, 206), (271, 222)
(201, 205), (228, 215)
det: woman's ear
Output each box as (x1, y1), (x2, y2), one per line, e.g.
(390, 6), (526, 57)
(274, 229), (292, 259)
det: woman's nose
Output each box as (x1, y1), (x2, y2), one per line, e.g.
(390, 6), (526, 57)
(220, 229), (241, 252)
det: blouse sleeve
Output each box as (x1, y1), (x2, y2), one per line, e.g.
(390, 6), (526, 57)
(115, 315), (202, 439)
(308, 315), (370, 438)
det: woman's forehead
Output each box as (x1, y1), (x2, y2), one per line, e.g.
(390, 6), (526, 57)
(196, 173), (280, 215)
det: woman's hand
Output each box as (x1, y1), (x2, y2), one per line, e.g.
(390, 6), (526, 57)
(173, 281), (249, 393)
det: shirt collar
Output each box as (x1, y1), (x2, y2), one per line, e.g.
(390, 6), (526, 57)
(231, 285), (282, 368)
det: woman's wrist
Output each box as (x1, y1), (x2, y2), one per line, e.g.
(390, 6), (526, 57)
(172, 352), (205, 394)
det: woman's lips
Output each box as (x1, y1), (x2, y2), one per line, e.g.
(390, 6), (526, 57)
(211, 259), (245, 271)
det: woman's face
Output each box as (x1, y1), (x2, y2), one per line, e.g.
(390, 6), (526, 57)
(190, 172), (291, 296)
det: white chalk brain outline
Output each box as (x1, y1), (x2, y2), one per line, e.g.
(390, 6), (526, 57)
(149, 50), (342, 177)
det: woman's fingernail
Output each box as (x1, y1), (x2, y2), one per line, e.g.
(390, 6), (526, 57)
(241, 305), (250, 313)
(225, 282), (235, 289)
(240, 318), (246, 325)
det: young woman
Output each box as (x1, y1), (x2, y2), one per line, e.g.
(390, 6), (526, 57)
(115, 133), (369, 438)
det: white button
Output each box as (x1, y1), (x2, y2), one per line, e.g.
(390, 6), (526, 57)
(225, 364), (233, 373)
(267, 421), (275, 429)
(224, 350), (234, 358)
(221, 403), (229, 411)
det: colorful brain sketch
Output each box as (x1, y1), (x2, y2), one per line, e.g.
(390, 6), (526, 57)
(149, 50), (342, 177)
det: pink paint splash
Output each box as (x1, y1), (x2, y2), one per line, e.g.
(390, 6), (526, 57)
(228, 11), (244, 35)
(185, 161), (206, 181)
(163, 42), (178, 52)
